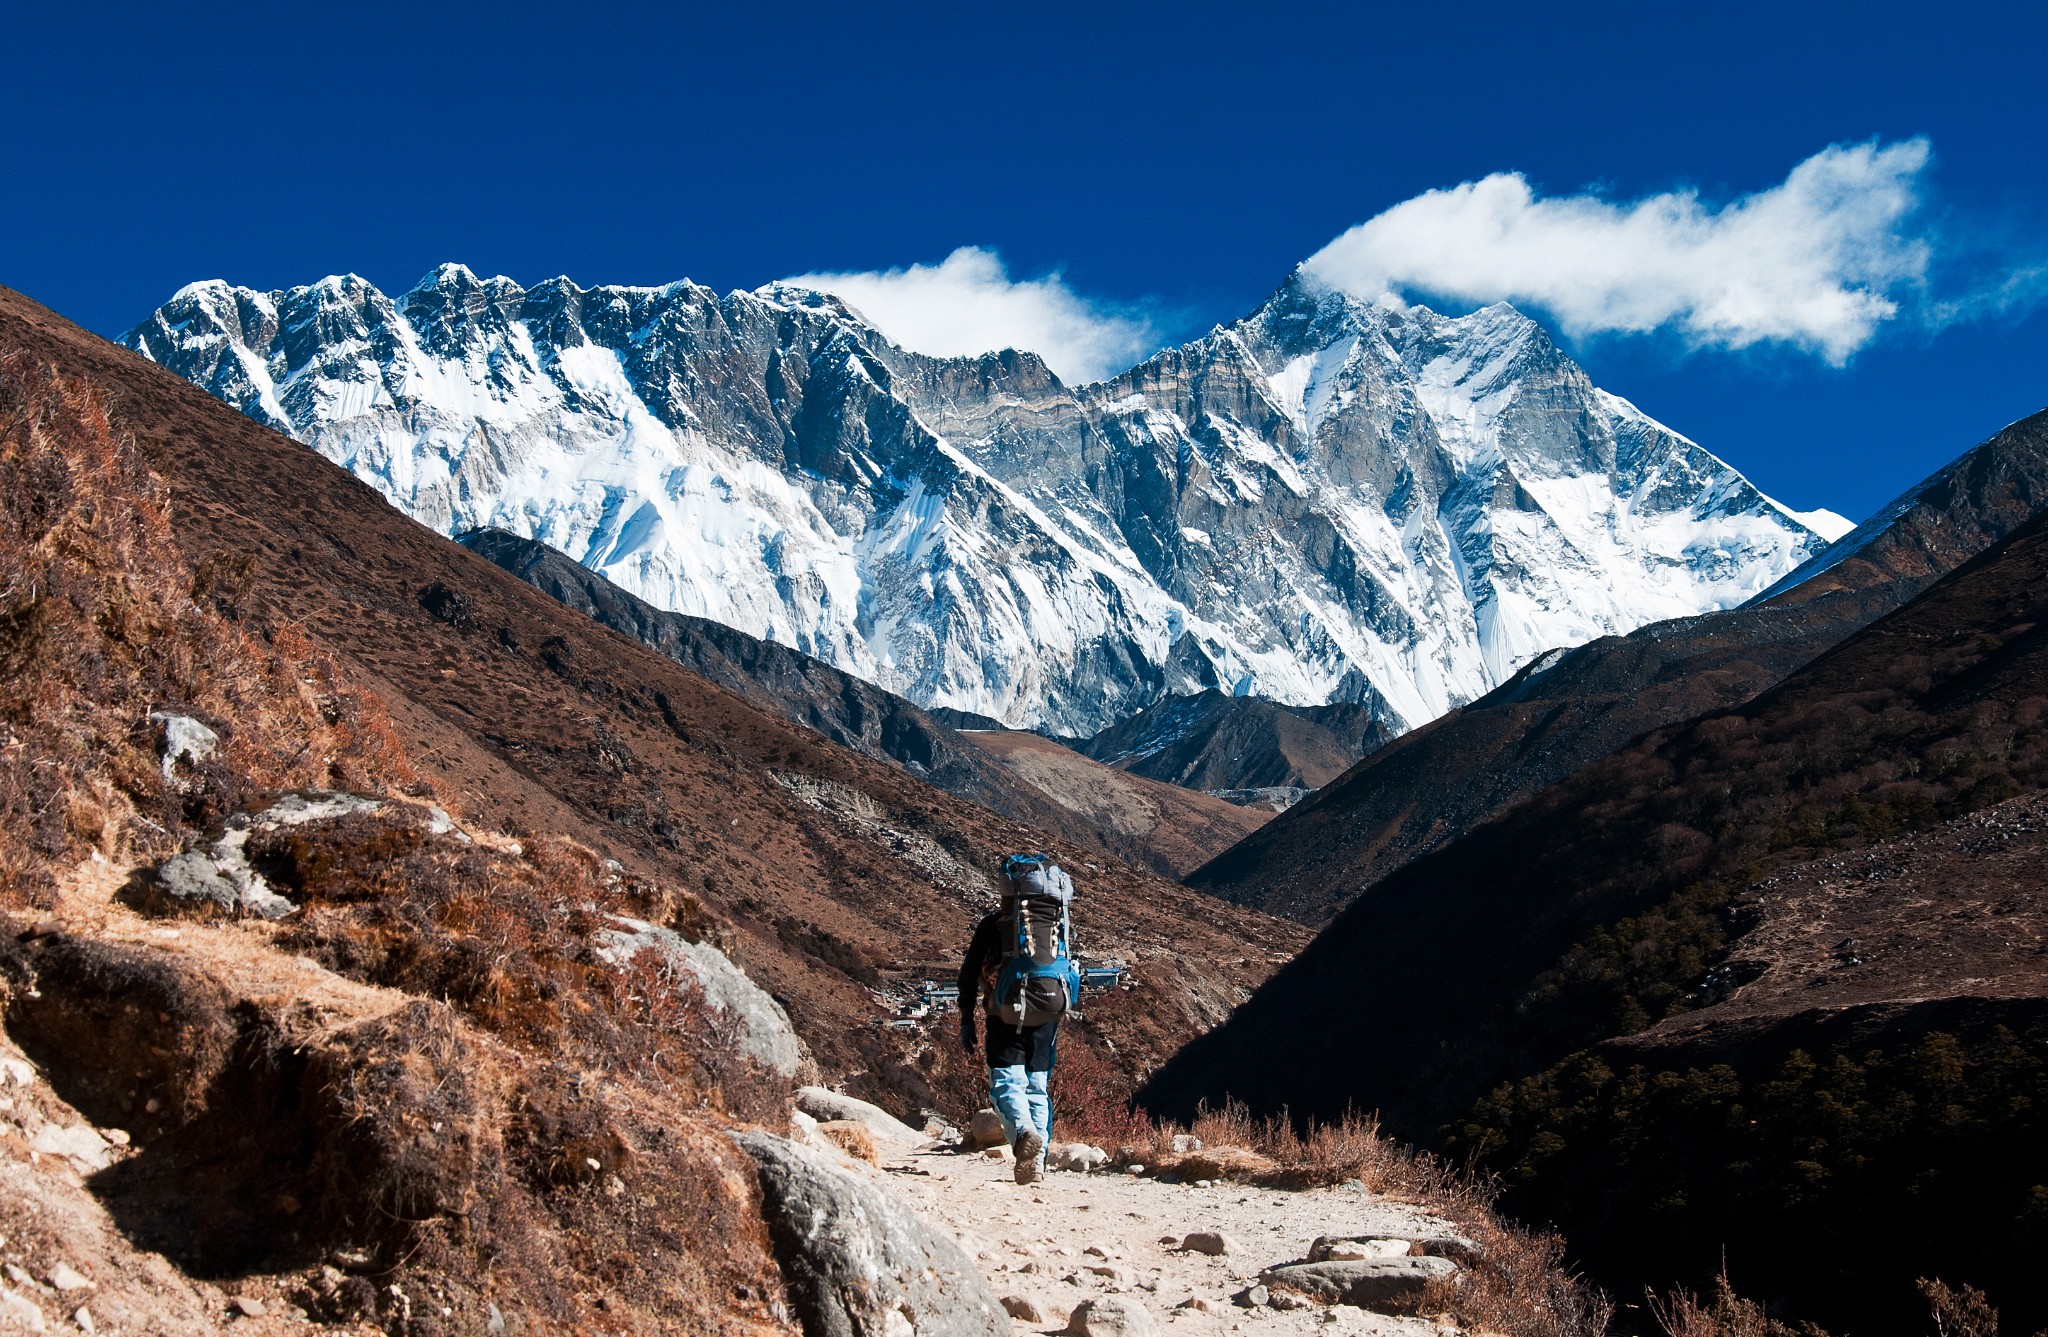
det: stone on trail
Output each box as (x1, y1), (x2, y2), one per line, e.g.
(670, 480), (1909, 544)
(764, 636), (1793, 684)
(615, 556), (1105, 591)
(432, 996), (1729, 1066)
(1064, 1296), (1156, 1336)
(1309, 1236), (1411, 1262)
(1000, 1294), (1047, 1322)
(1232, 1285), (1269, 1308)
(732, 1130), (1009, 1337)
(983, 1145), (1013, 1162)
(967, 1109), (1009, 1148)
(46, 1264), (91, 1292)
(1177, 1231), (1235, 1256)
(1049, 1142), (1109, 1172)
(1258, 1257), (1458, 1314)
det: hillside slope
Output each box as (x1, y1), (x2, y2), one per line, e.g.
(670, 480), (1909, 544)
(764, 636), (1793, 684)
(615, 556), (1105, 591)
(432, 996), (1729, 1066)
(1143, 504), (2048, 1331)
(1075, 690), (1392, 805)
(458, 527), (1260, 877)
(1194, 409), (2048, 924)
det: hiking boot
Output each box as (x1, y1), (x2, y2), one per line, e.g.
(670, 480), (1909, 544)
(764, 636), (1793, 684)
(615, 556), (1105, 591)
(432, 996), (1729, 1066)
(1014, 1131), (1045, 1184)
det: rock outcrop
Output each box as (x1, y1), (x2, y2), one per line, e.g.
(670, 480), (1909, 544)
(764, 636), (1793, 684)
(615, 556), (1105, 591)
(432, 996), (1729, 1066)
(732, 1131), (1008, 1337)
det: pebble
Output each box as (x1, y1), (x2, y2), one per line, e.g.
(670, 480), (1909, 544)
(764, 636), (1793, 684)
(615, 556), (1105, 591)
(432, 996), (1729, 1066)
(1233, 1284), (1269, 1308)
(1180, 1231), (1236, 1256)
(230, 1296), (266, 1318)
(46, 1264), (91, 1292)
(1123, 1163), (1145, 1176)
(74, 1308), (94, 1333)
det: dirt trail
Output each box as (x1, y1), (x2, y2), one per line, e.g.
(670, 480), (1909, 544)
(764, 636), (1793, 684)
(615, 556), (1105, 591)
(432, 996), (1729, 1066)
(878, 1143), (1464, 1335)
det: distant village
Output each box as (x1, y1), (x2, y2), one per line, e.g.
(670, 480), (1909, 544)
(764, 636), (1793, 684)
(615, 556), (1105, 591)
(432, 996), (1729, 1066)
(876, 958), (1131, 1029)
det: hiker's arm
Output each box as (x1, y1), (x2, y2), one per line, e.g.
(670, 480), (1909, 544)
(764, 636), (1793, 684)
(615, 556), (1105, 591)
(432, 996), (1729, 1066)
(957, 915), (996, 1048)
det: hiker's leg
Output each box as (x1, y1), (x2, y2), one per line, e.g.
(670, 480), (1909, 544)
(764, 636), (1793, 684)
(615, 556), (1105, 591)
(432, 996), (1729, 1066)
(987, 1063), (1032, 1145)
(1024, 1068), (1051, 1165)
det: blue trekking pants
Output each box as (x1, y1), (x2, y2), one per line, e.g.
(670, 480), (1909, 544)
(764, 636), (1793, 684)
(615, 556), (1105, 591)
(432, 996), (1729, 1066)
(984, 1015), (1057, 1163)
(989, 1065), (1051, 1163)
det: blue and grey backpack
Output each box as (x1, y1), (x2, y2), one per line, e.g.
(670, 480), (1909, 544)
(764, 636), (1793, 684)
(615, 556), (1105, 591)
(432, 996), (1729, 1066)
(990, 854), (1082, 1027)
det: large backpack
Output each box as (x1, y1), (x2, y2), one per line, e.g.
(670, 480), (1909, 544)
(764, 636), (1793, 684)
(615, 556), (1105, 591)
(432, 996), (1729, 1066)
(988, 854), (1082, 1028)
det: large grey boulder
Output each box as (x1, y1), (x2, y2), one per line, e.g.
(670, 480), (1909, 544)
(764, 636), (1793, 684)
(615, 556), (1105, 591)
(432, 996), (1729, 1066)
(1259, 1257), (1457, 1312)
(596, 915), (806, 1078)
(795, 1087), (925, 1150)
(732, 1131), (1007, 1337)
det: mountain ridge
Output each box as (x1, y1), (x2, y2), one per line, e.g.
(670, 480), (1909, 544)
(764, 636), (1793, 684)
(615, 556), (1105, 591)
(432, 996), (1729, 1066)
(124, 263), (1840, 739)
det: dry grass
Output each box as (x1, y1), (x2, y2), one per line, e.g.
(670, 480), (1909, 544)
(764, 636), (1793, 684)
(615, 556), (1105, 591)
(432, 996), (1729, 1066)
(0, 354), (414, 906)
(0, 356), (800, 1331)
(1104, 1101), (1613, 1337)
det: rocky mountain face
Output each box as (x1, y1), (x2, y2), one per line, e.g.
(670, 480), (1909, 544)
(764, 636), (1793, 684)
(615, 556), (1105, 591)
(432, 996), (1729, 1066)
(1193, 409), (2048, 923)
(1075, 690), (1393, 806)
(459, 526), (1264, 877)
(123, 264), (1840, 740)
(1141, 494), (2048, 1334)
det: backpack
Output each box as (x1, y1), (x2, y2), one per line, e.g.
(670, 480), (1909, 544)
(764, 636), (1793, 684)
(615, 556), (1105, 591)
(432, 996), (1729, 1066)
(989, 854), (1082, 1028)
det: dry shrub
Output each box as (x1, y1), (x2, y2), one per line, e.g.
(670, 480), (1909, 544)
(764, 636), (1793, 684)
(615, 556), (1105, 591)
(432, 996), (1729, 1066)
(1650, 1275), (1826, 1337)
(1124, 1101), (1609, 1337)
(1919, 1278), (1999, 1337)
(0, 355), (415, 905)
(1434, 1216), (1613, 1337)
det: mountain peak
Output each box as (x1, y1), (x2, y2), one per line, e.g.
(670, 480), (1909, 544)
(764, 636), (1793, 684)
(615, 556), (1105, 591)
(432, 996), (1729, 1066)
(124, 262), (1836, 736)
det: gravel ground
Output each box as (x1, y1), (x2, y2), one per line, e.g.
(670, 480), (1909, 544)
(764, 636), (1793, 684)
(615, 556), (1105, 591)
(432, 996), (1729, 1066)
(876, 1142), (1464, 1335)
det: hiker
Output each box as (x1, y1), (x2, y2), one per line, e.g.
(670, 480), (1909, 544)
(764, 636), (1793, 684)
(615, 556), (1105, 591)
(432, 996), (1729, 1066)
(958, 853), (1082, 1184)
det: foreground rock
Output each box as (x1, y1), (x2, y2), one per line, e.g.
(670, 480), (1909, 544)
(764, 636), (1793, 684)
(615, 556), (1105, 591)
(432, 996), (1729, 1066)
(1064, 1296), (1156, 1336)
(732, 1131), (1007, 1337)
(1259, 1257), (1457, 1312)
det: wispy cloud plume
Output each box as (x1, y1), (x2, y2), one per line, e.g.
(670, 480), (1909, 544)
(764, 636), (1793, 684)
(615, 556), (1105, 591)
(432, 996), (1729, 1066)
(1305, 140), (1941, 363)
(785, 246), (1160, 384)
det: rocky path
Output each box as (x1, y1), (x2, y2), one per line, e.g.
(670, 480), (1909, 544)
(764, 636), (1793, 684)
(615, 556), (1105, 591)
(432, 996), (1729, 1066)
(875, 1139), (1465, 1335)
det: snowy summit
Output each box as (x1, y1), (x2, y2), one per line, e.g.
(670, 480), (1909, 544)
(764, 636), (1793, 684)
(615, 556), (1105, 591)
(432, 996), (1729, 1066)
(124, 263), (1844, 737)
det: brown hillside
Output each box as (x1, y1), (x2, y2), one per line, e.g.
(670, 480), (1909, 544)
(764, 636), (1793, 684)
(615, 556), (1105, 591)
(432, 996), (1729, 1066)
(957, 729), (1267, 878)
(0, 284), (1306, 1101)
(458, 526), (1259, 878)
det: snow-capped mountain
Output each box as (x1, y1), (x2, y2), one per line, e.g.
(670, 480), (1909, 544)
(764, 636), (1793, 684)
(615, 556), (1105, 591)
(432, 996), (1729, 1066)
(123, 263), (1848, 736)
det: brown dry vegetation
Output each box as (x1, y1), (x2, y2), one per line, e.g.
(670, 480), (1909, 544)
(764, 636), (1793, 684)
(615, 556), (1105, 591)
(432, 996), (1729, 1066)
(0, 353), (793, 1331)
(1063, 1100), (1613, 1337)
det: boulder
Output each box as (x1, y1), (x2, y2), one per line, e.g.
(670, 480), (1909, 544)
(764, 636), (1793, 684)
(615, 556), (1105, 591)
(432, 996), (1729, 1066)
(795, 1087), (926, 1149)
(732, 1130), (1008, 1337)
(1177, 1231), (1234, 1257)
(1064, 1296), (1156, 1336)
(599, 917), (807, 1077)
(966, 1109), (1008, 1148)
(148, 711), (218, 782)
(1257, 1258), (1457, 1313)
(1048, 1142), (1109, 1172)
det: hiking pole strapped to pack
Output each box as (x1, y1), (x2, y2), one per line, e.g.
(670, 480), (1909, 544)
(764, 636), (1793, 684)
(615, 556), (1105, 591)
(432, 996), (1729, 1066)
(992, 854), (1082, 1027)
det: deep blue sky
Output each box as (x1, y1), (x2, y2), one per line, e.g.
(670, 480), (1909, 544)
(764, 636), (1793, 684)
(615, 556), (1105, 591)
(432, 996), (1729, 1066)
(7, 1), (2046, 521)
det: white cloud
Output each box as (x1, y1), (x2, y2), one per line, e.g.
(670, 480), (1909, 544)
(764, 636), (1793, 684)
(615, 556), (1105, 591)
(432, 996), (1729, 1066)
(1304, 140), (1936, 363)
(784, 246), (1159, 384)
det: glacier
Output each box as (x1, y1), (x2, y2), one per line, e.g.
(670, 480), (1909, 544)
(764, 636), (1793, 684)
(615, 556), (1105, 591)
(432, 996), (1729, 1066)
(123, 263), (1841, 737)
